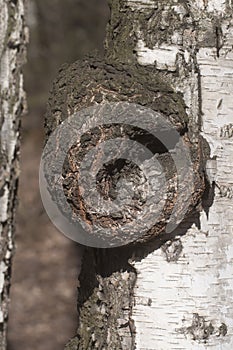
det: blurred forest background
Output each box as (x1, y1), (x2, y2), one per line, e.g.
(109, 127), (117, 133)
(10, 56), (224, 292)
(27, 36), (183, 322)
(7, 1), (109, 349)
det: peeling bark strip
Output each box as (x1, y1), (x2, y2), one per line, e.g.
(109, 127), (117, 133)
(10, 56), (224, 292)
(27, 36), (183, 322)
(43, 0), (233, 349)
(0, 0), (26, 348)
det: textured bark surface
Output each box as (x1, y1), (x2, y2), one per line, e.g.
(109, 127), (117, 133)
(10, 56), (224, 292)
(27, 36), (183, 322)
(44, 0), (233, 349)
(44, 56), (207, 248)
(0, 0), (26, 348)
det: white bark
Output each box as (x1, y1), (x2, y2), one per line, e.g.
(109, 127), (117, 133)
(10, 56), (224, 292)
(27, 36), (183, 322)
(0, 0), (26, 348)
(130, 1), (233, 349)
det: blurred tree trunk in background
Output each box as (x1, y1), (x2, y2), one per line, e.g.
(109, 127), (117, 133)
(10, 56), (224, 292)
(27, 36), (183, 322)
(0, 0), (27, 349)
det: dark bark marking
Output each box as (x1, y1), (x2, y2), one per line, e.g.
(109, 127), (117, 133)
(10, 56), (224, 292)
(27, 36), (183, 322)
(161, 238), (183, 262)
(177, 313), (228, 343)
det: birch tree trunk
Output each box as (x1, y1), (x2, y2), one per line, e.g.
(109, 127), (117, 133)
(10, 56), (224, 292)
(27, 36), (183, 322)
(45, 0), (233, 349)
(0, 0), (26, 348)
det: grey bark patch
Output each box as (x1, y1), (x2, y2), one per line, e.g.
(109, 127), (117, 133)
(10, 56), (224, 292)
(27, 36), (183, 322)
(217, 323), (228, 337)
(147, 298), (152, 306)
(220, 123), (233, 139)
(187, 314), (214, 341)
(177, 313), (228, 343)
(161, 238), (183, 262)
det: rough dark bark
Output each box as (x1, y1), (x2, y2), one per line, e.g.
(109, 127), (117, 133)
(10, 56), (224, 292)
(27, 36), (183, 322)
(44, 56), (207, 246)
